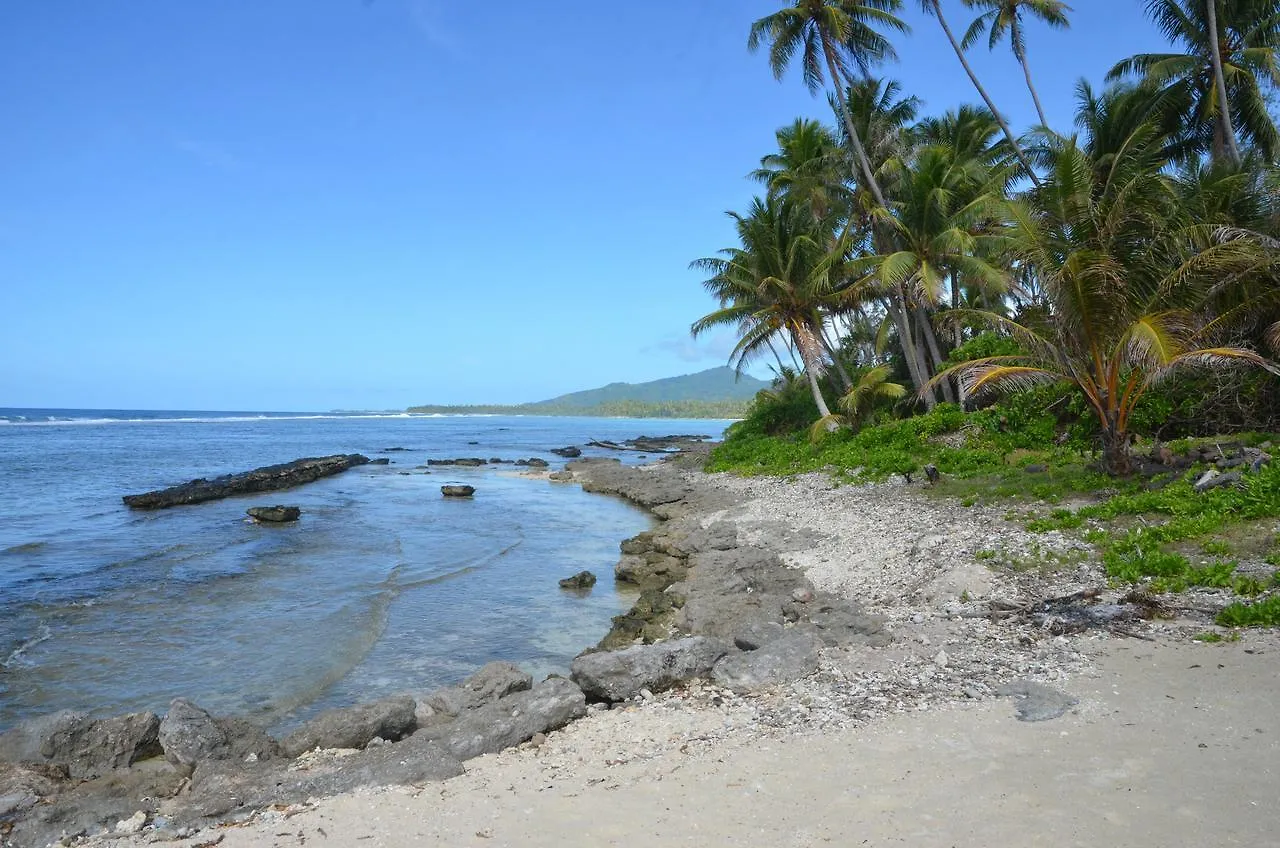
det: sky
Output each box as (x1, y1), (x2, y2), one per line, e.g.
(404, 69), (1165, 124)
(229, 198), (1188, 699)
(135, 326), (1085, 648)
(0, 1), (1172, 411)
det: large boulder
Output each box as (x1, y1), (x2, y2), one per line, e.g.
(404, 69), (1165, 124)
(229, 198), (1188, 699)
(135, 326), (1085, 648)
(570, 637), (729, 702)
(0, 710), (162, 780)
(558, 571), (597, 590)
(710, 632), (823, 694)
(614, 552), (687, 588)
(158, 699), (227, 768)
(415, 678), (585, 761)
(417, 661), (533, 726)
(280, 695), (417, 758)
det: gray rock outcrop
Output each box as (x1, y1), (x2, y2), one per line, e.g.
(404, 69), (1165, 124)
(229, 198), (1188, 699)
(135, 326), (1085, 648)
(710, 632), (823, 693)
(0, 710), (162, 780)
(280, 695), (417, 758)
(417, 661), (533, 726)
(570, 637), (729, 702)
(416, 678), (586, 761)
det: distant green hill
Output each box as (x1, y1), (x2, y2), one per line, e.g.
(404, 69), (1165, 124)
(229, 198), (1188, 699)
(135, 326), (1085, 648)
(408, 367), (768, 418)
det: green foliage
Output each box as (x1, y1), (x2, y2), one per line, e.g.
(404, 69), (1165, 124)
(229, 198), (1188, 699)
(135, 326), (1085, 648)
(1216, 595), (1280, 628)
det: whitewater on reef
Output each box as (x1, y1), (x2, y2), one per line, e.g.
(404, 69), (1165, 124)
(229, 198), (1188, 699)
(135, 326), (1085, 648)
(0, 409), (730, 733)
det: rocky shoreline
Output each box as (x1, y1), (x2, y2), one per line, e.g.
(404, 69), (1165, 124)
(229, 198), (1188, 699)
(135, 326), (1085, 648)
(3, 446), (1268, 847)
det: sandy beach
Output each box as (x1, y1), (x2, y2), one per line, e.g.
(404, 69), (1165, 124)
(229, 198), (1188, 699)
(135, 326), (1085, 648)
(45, 456), (1274, 848)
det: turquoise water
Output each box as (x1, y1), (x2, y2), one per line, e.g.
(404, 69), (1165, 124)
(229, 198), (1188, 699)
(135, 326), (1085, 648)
(0, 411), (729, 732)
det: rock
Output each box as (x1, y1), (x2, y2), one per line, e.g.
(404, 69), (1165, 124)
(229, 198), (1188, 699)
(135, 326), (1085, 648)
(710, 632), (822, 694)
(419, 662), (533, 726)
(570, 637), (729, 702)
(733, 621), (786, 651)
(791, 587), (815, 603)
(923, 464), (940, 484)
(614, 552), (687, 588)
(680, 522), (739, 554)
(158, 700), (227, 769)
(525, 458), (549, 468)
(381, 447), (410, 452)
(803, 601), (891, 647)
(597, 589), (678, 650)
(454, 458), (486, 467)
(1023, 463), (1047, 474)
(368, 457), (391, 465)
(441, 485), (476, 498)
(558, 571), (597, 590)
(245, 505), (300, 523)
(550, 447), (581, 458)
(122, 455), (370, 509)
(0, 710), (162, 780)
(415, 678), (586, 761)
(994, 680), (1078, 721)
(1151, 445), (1175, 466)
(181, 735), (463, 821)
(548, 471), (574, 482)
(922, 561), (996, 604)
(1195, 470), (1242, 492)
(115, 810), (147, 834)
(280, 695), (416, 758)
(933, 650), (949, 668)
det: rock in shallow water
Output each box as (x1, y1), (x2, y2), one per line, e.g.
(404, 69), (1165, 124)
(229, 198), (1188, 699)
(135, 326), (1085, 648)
(558, 570), (597, 590)
(441, 484), (476, 498)
(246, 505), (300, 523)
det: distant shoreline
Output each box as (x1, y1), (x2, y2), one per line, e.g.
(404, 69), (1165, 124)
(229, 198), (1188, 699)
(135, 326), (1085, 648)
(405, 401), (751, 419)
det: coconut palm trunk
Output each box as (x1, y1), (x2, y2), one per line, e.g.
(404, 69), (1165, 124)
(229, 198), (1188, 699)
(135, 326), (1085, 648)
(818, 325), (855, 391)
(1204, 0), (1243, 165)
(1010, 17), (1050, 127)
(926, 0), (1041, 184)
(822, 45), (892, 209)
(914, 305), (956, 403)
(793, 321), (836, 422)
(886, 296), (937, 409)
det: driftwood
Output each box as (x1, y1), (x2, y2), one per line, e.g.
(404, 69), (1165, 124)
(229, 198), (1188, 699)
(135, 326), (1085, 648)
(954, 587), (1166, 639)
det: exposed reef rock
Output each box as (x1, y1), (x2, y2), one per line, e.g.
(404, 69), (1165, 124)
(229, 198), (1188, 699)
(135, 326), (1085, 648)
(122, 455), (370, 509)
(245, 505), (300, 523)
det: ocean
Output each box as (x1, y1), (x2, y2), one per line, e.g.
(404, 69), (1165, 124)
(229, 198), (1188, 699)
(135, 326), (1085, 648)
(0, 409), (731, 733)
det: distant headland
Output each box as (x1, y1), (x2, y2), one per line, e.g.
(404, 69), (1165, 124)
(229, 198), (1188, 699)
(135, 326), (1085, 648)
(407, 366), (768, 419)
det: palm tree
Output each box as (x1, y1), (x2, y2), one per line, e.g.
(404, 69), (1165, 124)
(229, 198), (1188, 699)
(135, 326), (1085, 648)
(691, 196), (857, 424)
(751, 118), (850, 222)
(851, 136), (1012, 402)
(961, 0), (1072, 129)
(917, 0), (1041, 183)
(930, 121), (1276, 474)
(1108, 0), (1280, 163)
(810, 363), (907, 439)
(749, 0), (909, 209)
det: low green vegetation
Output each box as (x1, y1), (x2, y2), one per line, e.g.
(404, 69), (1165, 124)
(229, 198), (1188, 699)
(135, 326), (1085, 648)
(710, 381), (1280, 627)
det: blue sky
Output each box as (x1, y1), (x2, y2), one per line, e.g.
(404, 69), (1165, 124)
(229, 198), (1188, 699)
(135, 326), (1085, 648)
(1, 1), (1170, 411)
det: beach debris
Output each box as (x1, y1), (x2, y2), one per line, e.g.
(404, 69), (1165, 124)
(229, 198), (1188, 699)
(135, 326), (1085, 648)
(246, 505), (300, 523)
(570, 636), (730, 702)
(122, 455), (370, 509)
(994, 680), (1078, 722)
(559, 571), (597, 590)
(440, 484), (476, 498)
